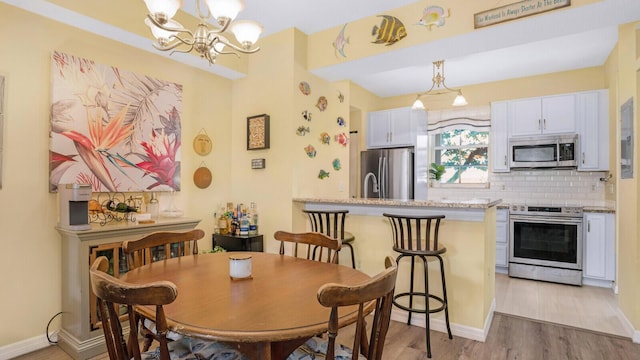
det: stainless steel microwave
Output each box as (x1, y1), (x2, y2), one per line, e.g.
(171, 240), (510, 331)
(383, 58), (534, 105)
(509, 134), (578, 169)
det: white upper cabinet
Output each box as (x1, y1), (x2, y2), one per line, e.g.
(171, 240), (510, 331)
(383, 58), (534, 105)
(366, 107), (417, 148)
(577, 90), (609, 171)
(490, 101), (509, 173)
(508, 94), (576, 137)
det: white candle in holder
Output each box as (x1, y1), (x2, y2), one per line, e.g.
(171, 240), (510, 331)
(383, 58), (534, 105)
(229, 255), (252, 280)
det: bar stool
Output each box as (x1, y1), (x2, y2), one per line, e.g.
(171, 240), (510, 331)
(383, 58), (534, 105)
(382, 213), (452, 358)
(302, 209), (356, 269)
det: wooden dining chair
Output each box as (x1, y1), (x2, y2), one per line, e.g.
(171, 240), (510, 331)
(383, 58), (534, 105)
(90, 256), (249, 360)
(274, 231), (342, 264)
(122, 229), (204, 270)
(287, 256), (398, 360)
(122, 229), (204, 351)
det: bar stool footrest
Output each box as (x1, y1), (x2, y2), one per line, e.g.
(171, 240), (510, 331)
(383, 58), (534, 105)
(392, 292), (447, 314)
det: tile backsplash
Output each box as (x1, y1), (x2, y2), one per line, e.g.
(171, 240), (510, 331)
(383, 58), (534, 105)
(428, 169), (613, 207)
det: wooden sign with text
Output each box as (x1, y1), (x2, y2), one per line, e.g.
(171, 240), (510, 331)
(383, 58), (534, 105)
(474, 0), (570, 29)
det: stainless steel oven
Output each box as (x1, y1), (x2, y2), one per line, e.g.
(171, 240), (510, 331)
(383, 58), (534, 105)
(509, 204), (583, 285)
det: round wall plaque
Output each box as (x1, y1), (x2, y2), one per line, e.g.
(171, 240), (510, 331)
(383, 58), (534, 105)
(193, 133), (212, 156)
(193, 166), (212, 189)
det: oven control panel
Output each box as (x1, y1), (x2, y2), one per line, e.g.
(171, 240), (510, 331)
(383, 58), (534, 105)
(509, 204), (583, 217)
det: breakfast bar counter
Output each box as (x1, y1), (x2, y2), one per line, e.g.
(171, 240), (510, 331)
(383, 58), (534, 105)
(292, 197), (502, 342)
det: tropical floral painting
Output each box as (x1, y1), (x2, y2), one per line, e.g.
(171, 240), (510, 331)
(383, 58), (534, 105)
(49, 51), (183, 192)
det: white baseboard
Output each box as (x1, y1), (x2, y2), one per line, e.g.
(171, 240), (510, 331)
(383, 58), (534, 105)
(0, 331), (57, 360)
(390, 307), (490, 342)
(616, 307), (640, 343)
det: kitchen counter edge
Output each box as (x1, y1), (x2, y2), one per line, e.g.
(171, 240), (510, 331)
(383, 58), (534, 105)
(293, 197), (502, 209)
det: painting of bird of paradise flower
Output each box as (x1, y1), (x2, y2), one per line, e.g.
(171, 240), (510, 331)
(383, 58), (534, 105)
(49, 51), (182, 193)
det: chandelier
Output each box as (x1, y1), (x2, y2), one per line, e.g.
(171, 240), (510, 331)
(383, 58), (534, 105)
(412, 60), (468, 110)
(143, 0), (263, 65)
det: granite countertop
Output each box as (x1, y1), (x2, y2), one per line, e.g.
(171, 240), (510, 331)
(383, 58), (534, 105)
(293, 197), (503, 209)
(496, 203), (614, 213)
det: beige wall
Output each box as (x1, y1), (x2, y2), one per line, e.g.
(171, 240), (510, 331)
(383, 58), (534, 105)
(0, 4), (234, 345)
(2, 1), (639, 352)
(611, 21), (640, 335)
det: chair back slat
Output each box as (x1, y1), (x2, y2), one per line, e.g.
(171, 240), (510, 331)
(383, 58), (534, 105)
(304, 210), (349, 240)
(316, 256), (398, 360)
(274, 231), (341, 264)
(383, 214), (445, 254)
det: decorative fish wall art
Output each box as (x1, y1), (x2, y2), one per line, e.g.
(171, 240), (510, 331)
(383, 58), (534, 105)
(320, 132), (331, 145)
(332, 158), (342, 171)
(318, 170), (330, 179)
(299, 81), (311, 95)
(334, 132), (349, 147)
(337, 117), (345, 126)
(302, 110), (312, 121)
(316, 96), (328, 111)
(333, 24), (349, 58)
(417, 6), (450, 30)
(296, 126), (310, 136)
(304, 144), (316, 158)
(372, 15), (407, 46)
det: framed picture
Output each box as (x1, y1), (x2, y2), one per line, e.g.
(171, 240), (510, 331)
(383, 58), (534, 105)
(247, 114), (270, 150)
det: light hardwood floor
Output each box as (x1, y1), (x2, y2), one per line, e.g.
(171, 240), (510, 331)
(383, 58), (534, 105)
(14, 274), (637, 360)
(14, 313), (640, 360)
(494, 273), (631, 338)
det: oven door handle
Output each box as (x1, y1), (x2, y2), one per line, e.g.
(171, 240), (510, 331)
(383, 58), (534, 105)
(510, 215), (582, 225)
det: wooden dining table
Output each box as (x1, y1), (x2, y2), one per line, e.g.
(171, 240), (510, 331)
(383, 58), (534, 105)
(120, 251), (373, 360)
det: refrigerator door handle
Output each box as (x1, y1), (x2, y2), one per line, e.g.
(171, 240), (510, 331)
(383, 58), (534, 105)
(381, 156), (387, 198)
(377, 156), (383, 199)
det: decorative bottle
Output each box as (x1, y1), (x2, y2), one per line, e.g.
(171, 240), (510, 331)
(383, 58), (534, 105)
(147, 192), (159, 219)
(217, 207), (229, 235)
(249, 202), (258, 235)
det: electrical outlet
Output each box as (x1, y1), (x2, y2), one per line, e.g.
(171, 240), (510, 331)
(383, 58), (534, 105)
(338, 181), (344, 192)
(591, 184), (596, 191)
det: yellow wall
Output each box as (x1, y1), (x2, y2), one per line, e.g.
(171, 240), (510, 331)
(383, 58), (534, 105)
(612, 21), (640, 334)
(2, 0), (639, 351)
(0, 3), (234, 345)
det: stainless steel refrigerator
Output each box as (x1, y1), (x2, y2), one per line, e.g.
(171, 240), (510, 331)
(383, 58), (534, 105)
(360, 148), (414, 200)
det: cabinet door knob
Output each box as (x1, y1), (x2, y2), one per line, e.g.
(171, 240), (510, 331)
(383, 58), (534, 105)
(582, 152), (585, 164)
(543, 118), (546, 129)
(504, 155), (507, 166)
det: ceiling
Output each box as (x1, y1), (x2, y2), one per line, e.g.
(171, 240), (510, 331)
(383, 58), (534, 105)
(5, 0), (640, 98)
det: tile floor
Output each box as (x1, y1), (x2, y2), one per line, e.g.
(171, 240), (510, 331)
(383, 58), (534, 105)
(494, 273), (631, 337)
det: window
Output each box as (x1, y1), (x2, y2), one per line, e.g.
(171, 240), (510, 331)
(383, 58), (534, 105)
(433, 129), (489, 184)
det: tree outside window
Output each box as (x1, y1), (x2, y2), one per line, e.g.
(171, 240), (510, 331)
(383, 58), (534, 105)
(433, 129), (489, 184)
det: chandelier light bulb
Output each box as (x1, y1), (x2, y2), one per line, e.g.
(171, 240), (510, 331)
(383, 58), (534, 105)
(144, 0), (183, 24)
(452, 92), (468, 106)
(412, 98), (426, 110)
(229, 20), (263, 49)
(206, 0), (244, 22)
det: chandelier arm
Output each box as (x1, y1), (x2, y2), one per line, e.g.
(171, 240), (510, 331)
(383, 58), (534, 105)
(216, 38), (261, 54)
(152, 34), (195, 51)
(170, 46), (196, 56)
(146, 15), (193, 37)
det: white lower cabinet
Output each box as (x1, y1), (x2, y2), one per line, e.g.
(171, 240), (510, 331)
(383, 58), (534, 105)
(496, 208), (509, 273)
(583, 212), (615, 287)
